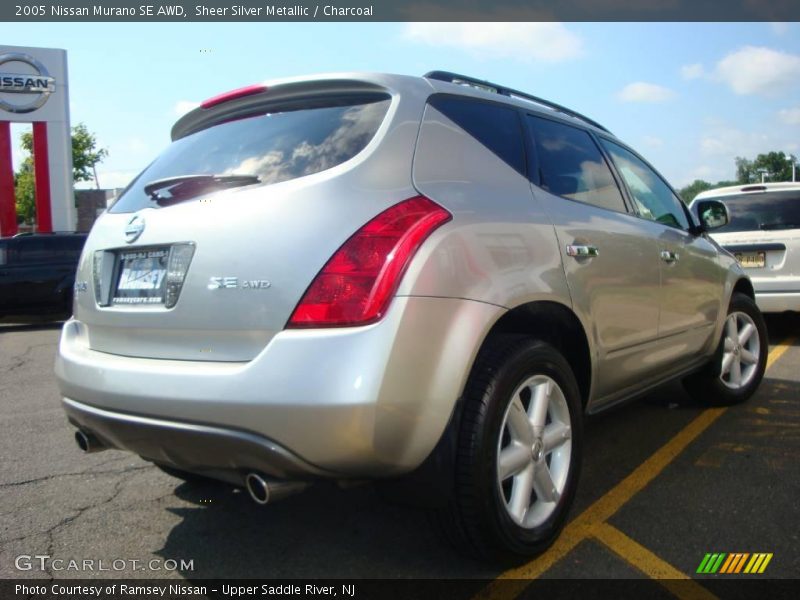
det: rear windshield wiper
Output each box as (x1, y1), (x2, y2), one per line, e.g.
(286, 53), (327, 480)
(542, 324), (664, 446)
(759, 222), (800, 231)
(143, 174), (261, 204)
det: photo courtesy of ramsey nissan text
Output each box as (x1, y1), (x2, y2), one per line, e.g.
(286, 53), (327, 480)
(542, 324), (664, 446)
(1, 2), (799, 599)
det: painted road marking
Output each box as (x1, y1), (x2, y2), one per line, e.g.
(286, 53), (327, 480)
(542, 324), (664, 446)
(476, 338), (794, 599)
(593, 523), (717, 600)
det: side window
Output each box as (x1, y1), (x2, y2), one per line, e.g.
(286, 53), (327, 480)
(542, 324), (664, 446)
(16, 239), (56, 264)
(600, 139), (689, 230)
(64, 236), (86, 260)
(527, 116), (626, 213)
(428, 95), (526, 175)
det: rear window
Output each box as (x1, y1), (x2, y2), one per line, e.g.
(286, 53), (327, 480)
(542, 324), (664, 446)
(696, 191), (800, 233)
(110, 95), (391, 214)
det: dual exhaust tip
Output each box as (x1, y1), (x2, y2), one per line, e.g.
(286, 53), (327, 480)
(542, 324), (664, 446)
(74, 430), (305, 505)
(75, 429), (107, 454)
(245, 473), (308, 505)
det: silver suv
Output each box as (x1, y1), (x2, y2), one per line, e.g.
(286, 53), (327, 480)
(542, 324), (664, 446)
(56, 71), (767, 561)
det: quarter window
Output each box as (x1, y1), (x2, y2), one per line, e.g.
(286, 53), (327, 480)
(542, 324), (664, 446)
(428, 95), (526, 175)
(600, 139), (689, 230)
(527, 116), (626, 213)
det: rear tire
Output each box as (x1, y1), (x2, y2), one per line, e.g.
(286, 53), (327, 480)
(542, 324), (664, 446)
(683, 292), (767, 406)
(435, 336), (583, 563)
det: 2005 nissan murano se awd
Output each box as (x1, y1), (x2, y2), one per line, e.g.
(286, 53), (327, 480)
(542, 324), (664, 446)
(56, 71), (768, 562)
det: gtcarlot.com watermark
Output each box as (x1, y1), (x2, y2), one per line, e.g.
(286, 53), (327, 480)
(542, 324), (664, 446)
(15, 554), (194, 572)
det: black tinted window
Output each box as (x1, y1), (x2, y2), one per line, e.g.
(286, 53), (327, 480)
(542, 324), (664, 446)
(111, 96), (391, 214)
(527, 116), (625, 212)
(16, 238), (57, 263)
(0, 241), (9, 266)
(697, 191), (800, 233)
(59, 236), (86, 259)
(429, 96), (525, 175)
(600, 139), (689, 230)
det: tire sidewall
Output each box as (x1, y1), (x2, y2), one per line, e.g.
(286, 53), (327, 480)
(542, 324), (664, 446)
(475, 342), (583, 556)
(709, 293), (768, 404)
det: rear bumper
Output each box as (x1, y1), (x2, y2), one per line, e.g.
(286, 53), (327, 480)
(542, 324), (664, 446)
(56, 295), (502, 478)
(63, 397), (329, 485)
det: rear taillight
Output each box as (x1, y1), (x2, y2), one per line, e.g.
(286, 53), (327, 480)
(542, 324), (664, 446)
(287, 196), (451, 328)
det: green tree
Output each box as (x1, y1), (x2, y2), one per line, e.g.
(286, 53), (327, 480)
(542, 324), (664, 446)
(753, 151), (793, 182)
(678, 179), (738, 204)
(15, 123), (107, 223)
(678, 179), (713, 204)
(735, 156), (754, 184)
(13, 160), (36, 224)
(736, 151), (795, 183)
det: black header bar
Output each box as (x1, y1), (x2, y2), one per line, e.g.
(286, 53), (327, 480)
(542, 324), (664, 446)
(2, 0), (799, 22)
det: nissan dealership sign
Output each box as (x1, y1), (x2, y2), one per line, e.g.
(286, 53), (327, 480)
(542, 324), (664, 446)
(0, 45), (74, 235)
(0, 53), (56, 113)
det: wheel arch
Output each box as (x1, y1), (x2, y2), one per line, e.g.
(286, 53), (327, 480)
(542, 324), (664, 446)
(480, 300), (593, 409)
(733, 277), (755, 301)
(382, 299), (593, 508)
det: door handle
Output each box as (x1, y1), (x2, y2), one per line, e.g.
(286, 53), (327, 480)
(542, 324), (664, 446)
(660, 250), (679, 263)
(566, 244), (599, 258)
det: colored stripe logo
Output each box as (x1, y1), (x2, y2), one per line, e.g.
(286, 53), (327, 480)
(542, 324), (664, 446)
(697, 553), (773, 574)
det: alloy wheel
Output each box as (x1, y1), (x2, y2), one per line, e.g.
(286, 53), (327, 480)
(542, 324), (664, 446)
(496, 374), (572, 528)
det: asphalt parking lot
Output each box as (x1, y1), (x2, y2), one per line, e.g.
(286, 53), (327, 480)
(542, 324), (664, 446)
(1, 315), (798, 592)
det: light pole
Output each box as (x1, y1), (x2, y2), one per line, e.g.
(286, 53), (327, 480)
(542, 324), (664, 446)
(787, 152), (797, 182)
(758, 168), (768, 183)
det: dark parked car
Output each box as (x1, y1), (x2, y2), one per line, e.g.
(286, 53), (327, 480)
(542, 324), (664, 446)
(0, 232), (87, 319)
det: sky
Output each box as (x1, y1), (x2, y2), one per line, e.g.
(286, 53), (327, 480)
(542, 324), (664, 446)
(4, 22), (800, 190)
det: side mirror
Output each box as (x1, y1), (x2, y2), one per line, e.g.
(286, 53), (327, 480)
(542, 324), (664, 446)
(695, 199), (729, 231)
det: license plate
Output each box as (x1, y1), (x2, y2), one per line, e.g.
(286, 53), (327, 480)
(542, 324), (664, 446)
(734, 251), (766, 269)
(113, 248), (169, 304)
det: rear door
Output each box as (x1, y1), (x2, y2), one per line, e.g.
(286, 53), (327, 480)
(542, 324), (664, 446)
(599, 138), (722, 351)
(525, 115), (662, 400)
(0, 239), (17, 311)
(12, 237), (61, 308)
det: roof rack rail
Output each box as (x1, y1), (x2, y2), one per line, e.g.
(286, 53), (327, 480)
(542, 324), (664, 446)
(423, 70), (610, 134)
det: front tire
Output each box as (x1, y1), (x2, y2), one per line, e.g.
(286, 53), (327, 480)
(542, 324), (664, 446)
(436, 337), (583, 562)
(683, 292), (768, 406)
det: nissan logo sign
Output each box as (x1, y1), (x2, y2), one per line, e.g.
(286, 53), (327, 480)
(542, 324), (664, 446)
(0, 53), (55, 114)
(124, 215), (146, 243)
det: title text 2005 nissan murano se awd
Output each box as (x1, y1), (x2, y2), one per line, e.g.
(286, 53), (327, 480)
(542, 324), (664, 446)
(56, 71), (767, 561)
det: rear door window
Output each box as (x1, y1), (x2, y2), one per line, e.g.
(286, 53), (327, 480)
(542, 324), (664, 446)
(428, 95), (526, 175)
(110, 95), (391, 214)
(526, 116), (626, 213)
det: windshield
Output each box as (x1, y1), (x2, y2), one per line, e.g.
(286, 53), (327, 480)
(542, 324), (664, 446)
(696, 190), (800, 233)
(110, 95), (391, 214)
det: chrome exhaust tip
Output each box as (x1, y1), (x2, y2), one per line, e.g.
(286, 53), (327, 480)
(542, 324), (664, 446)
(245, 473), (270, 505)
(245, 473), (308, 505)
(74, 429), (107, 453)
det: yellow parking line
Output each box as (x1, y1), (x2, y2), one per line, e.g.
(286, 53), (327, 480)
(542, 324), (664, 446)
(476, 337), (794, 597)
(592, 523), (718, 600)
(766, 338), (793, 369)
